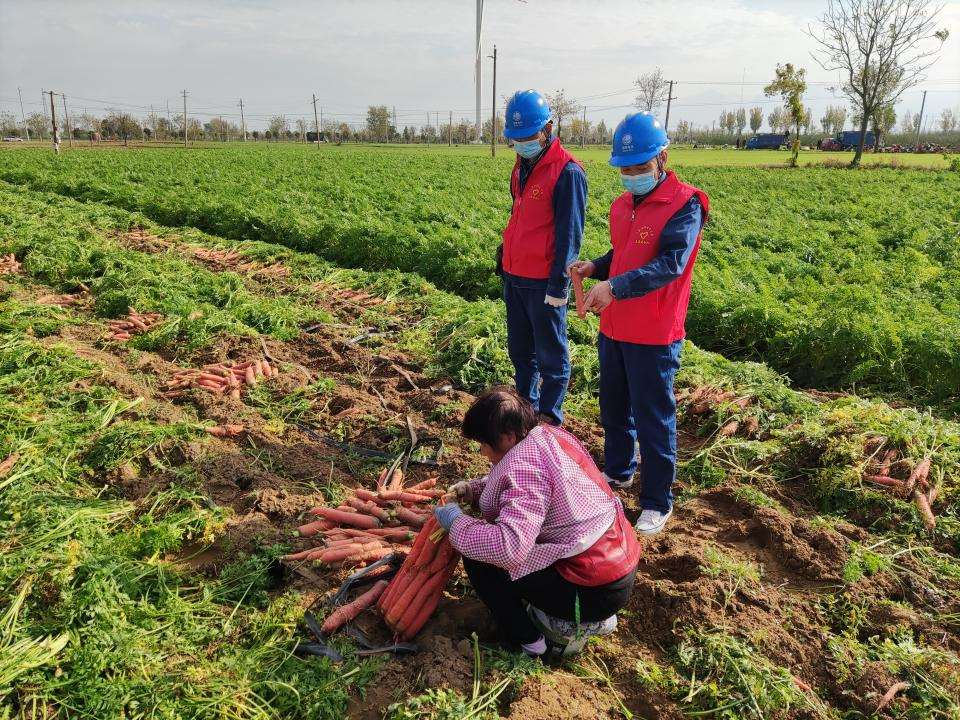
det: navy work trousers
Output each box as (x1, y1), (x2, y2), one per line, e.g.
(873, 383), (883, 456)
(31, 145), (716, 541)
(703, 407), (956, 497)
(503, 274), (570, 425)
(598, 333), (682, 513)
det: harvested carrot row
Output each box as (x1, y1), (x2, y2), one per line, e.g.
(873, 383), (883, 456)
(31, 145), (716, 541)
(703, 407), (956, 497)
(0, 254), (22, 275)
(321, 580), (389, 634)
(863, 475), (905, 489)
(163, 357), (279, 397)
(103, 308), (164, 341)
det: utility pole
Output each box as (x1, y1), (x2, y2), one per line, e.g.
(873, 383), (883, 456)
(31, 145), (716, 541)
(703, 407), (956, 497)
(48, 90), (60, 154)
(320, 106), (323, 137)
(17, 87), (30, 141)
(426, 113), (431, 145)
(312, 94), (320, 148)
(664, 80), (677, 133)
(166, 101), (172, 141)
(449, 110), (452, 146)
(488, 44), (497, 157)
(581, 105), (586, 148)
(61, 94), (73, 147)
(475, 0), (483, 143)
(915, 89), (927, 148)
(150, 104), (157, 142)
(181, 90), (188, 148)
(239, 98), (247, 141)
(392, 106), (397, 143)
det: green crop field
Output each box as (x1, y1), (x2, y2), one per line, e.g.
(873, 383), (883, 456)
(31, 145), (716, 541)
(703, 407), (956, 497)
(1, 145), (959, 718)
(1, 144), (957, 408)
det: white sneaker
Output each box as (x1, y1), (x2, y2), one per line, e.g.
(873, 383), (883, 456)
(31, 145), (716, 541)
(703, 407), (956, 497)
(529, 606), (618, 640)
(603, 472), (634, 490)
(634, 508), (673, 536)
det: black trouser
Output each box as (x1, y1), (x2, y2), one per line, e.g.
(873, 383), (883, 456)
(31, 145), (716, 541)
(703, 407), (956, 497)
(463, 557), (637, 645)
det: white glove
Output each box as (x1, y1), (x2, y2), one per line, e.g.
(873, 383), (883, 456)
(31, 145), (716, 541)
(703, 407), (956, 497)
(544, 294), (568, 307)
(448, 481), (473, 504)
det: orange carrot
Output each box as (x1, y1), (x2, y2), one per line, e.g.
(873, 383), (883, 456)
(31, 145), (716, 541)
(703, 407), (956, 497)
(876, 681), (910, 712)
(424, 536), (457, 575)
(408, 477), (438, 491)
(262, 359), (273, 377)
(296, 518), (337, 537)
(321, 580), (389, 634)
(345, 497), (391, 522)
(376, 467), (389, 490)
(313, 507), (381, 529)
(863, 475), (905, 488)
(378, 490), (432, 503)
(388, 467), (404, 491)
(719, 421), (739, 437)
(572, 269), (586, 319)
(0, 453), (21, 480)
(354, 488), (391, 506)
(385, 569), (430, 626)
(394, 564), (456, 639)
(394, 506), (427, 528)
(913, 490), (936, 530)
(877, 449), (897, 477)
(905, 458), (930, 493)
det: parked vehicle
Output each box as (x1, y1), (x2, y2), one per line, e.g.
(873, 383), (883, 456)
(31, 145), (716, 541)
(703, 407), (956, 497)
(745, 133), (787, 150)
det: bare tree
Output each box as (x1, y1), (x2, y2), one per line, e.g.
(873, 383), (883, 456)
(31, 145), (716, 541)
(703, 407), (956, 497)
(545, 89), (578, 142)
(939, 107), (957, 132)
(633, 67), (669, 114)
(808, 0), (949, 166)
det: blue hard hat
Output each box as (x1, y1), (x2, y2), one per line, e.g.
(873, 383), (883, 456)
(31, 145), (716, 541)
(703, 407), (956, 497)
(503, 89), (551, 139)
(609, 112), (670, 167)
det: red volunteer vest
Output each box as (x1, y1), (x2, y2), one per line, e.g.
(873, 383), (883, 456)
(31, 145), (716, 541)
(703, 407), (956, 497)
(544, 425), (642, 587)
(501, 140), (583, 279)
(600, 171), (709, 345)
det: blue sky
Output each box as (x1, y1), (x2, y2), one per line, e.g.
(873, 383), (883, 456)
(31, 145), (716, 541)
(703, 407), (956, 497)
(1, 0), (958, 133)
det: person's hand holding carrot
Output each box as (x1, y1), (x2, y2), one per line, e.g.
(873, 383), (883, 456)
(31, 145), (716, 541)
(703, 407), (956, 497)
(567, 260), (595, 279)
(583, 280), (615, 315)
(567, 261), (595, 319)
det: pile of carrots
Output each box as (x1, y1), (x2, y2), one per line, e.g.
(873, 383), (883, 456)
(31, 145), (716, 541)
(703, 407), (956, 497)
(282, 473), (442, 566)
(104, 307), (164, 341)
(377, 515), (460, 641)
(0, 254), (22, 275)
(862, 441), (938, 529)
(190, 246), (289, 278)
(162, 358), (279, 399)
(313, 283), (386, 308)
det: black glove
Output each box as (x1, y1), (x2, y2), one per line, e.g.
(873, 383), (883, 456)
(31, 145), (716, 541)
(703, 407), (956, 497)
(494, 243), (504, 277)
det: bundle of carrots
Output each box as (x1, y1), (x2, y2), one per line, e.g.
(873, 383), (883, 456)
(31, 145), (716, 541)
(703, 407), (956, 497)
(861, 446), (937, 529)
(0, 254), (22, 275)
(313, 283), (386, 308)
(37, 284), (90, 308)
(189, 246), (289, 278)
(680, 385), (753, 416)
(104, 307), (164, 341)
(377, 515), (460, 641)
(283, 475), (442, 567)
(162, 358), (279, 399)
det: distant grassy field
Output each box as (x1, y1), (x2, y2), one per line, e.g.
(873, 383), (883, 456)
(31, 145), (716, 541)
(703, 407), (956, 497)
(2, 139), (951, 168)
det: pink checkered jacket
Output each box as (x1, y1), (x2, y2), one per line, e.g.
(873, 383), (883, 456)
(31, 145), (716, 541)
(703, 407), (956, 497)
(448, 425), (619, 580)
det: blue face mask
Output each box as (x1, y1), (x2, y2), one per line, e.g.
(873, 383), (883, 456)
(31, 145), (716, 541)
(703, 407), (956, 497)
(621, 171), (658, 195)
(513, 138), (543, 159)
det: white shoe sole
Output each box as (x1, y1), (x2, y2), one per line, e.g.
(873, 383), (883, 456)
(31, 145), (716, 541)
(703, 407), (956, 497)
(602, 472), (634, 490)
(634, 509), (673, 536)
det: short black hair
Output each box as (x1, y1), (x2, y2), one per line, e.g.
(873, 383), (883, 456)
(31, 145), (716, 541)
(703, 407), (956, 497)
(461, 386), (538, 449)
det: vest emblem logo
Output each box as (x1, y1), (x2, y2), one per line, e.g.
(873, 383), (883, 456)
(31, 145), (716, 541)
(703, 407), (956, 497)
(530, 184), (543, 199)
(635, 226), (652, 244)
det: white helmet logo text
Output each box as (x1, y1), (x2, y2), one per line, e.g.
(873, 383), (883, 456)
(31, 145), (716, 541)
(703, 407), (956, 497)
(621, 133), (633, 151)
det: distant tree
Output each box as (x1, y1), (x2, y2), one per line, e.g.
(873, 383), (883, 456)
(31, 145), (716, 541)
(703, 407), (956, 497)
(337, 123), (353, 143)
(735, 108), (747, 136)
(100, 112), (141, 142)
(366, 105), (389, 142)
(764, 63), (808, 166)
(802, 106), (815, 134)
(939, 107), (957, 132)
(633, 67), (669, 114)
(268, 115), (289, 140)
(545, 89), (577, 141)
(749, 107), (764, 133)
(821, 105), (847, 134)
(595, 119), (608, 144)
(809, 0), (949, 166)
(26, 112), (48, 140)
(295, 118), (308, 142)
(871, 104), (896, 148)
(899, 110), (920, 135)
(0, 111), (19, 137)
(251, 130), (261, 140)
(767, 107), (788, 133)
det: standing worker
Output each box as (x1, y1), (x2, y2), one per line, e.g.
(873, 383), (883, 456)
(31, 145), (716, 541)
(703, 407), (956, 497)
(498, 89), (588, 426)
(569, 112), (708, 536)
